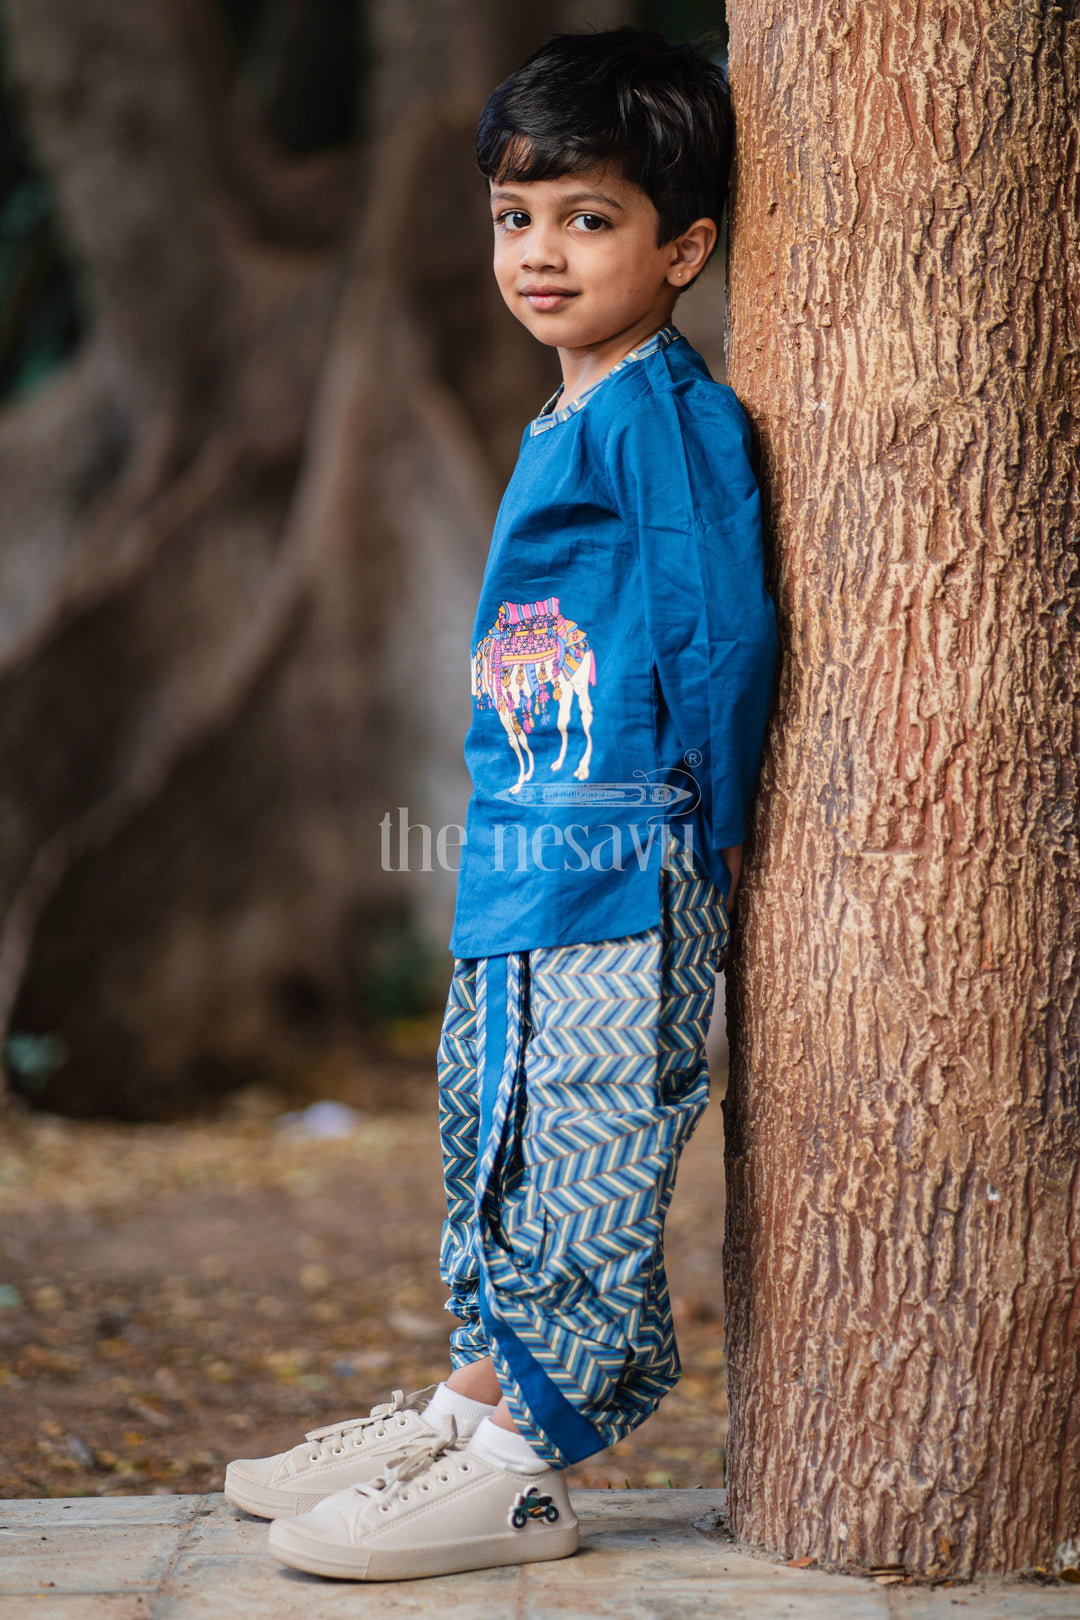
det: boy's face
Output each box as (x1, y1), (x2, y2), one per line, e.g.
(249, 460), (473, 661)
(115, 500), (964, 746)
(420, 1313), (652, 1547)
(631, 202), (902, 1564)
(489, 164), (704, 353)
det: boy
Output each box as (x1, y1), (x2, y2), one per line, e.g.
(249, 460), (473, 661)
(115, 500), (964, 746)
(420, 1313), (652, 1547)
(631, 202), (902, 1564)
(225, 27), (777, 1581)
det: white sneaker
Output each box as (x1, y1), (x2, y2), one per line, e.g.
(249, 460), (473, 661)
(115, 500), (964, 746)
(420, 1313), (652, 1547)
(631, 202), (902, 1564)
(224, 1388), (445, 1519)
(267, 1419), (579, 1581)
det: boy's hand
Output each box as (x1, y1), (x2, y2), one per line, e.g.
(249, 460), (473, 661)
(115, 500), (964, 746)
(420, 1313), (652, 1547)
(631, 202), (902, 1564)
(720, 843), (743, 911)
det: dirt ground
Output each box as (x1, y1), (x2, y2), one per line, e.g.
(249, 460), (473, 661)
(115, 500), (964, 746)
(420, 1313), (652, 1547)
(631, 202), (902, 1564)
(0, 1056), (728, 1500)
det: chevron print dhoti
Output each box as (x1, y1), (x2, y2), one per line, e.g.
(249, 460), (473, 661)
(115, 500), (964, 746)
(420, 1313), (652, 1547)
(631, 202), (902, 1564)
(436, 838), (730, 1469)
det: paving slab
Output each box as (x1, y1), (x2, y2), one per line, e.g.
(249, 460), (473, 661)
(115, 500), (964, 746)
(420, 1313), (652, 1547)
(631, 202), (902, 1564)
(0, 1601), (154, 1619)
(0, 1497), (200, 1527)
(0, 1520), (189, 1595)
(0, 1492), (1075, 1620)
(889, 1591), (1079, 1620)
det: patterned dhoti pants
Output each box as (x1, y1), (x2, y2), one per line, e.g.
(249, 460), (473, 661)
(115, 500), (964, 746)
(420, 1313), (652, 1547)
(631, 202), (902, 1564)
(437, 839), (730, 1469)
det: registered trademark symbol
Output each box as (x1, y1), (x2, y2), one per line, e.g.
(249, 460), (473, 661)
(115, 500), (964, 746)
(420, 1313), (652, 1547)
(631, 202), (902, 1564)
(684, 749), (702, 768)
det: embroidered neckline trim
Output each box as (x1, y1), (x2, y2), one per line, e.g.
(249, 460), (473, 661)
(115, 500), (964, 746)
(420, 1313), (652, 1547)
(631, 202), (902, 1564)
(529, 326), (680, 436)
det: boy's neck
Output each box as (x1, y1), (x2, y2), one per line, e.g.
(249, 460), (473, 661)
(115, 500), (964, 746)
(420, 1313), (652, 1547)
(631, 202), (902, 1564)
(555, 304), (678, 409)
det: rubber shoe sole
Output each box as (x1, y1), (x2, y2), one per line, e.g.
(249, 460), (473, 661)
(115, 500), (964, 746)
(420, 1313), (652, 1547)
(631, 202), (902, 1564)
(267, 1515), (579, 1580)
(224, 1471), (332, 1521)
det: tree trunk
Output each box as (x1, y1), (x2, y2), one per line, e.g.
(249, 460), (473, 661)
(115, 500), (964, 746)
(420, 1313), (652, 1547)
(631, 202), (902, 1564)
(724, 0), (1080, 1579)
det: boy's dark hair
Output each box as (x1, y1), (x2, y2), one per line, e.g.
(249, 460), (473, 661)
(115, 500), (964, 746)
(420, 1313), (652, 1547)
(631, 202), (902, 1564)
(476, 28), (734, 246)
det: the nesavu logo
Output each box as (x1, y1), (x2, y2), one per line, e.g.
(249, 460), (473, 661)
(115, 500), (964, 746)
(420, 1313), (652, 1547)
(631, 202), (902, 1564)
(494, 819), (695, 873)
(379, 764), (703, 875)
(378, 808), (698, 874)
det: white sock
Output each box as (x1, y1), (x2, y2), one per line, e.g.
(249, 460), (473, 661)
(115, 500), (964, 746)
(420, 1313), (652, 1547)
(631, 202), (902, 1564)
(420, 1382), (495, 1439)
(466, 1415), (547, 1475)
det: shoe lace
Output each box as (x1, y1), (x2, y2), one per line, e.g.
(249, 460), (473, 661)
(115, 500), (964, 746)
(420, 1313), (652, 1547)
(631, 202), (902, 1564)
(302, 1387), (433, 1459)
(350, 1415), (461, 1504)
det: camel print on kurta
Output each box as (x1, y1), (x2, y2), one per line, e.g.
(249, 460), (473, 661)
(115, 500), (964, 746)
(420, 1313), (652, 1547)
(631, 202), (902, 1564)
(472, 598), (596, 794)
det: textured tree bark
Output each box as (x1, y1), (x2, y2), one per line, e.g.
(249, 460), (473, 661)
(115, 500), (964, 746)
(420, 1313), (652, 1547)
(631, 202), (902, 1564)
(723, 0), (1080, 1579)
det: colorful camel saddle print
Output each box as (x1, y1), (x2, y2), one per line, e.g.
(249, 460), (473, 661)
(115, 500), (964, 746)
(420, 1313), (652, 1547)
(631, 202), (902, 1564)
(473, 598), (597, 793)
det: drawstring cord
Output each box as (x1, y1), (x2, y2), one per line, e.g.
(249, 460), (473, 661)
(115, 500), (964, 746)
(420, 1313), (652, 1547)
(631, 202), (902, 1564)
(302, 1386), (437, 1460)
(349, 1415), (461, 1503)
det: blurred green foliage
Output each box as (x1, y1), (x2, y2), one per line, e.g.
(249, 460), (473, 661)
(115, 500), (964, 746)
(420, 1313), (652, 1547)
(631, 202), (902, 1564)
(0, 24), (83, 404)
(3, 1031), (68, 1095)
(346, 903), (442, 1024)
(644, 0), (728, 55)
(217, 0), (366, 152)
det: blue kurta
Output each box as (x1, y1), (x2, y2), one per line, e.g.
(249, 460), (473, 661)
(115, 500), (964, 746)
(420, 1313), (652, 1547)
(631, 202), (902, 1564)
(449, 325), (777, 960)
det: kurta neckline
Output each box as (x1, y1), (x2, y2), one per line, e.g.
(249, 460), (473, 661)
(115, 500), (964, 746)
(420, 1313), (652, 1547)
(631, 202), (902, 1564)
(530, 325), (680, 436)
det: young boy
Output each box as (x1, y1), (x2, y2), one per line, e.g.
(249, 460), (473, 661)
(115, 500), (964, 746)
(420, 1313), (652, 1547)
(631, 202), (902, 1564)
(225, 27), (777, 1582)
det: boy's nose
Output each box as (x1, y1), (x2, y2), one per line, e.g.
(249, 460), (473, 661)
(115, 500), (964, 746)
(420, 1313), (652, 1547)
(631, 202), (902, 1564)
(519, 227), (565, 272)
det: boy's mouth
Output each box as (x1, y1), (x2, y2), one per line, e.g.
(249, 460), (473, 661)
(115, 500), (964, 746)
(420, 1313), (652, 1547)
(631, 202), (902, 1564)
(520, 285), (578, 311)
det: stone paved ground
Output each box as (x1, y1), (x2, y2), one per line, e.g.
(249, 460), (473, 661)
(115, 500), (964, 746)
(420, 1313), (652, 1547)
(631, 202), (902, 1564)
(1, 1491), (1076, 1619)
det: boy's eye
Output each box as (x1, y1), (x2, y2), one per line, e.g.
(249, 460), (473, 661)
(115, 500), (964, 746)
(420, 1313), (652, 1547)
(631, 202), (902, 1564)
(571, 213), (608, 232)
(497, 210), (531, 232)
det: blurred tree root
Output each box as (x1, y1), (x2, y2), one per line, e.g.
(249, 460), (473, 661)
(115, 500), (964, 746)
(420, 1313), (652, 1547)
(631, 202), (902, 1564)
(0, 0), (606, 1117)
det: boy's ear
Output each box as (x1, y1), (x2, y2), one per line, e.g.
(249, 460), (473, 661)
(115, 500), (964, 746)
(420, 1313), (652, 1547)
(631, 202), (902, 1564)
(666, 217), (718, 288)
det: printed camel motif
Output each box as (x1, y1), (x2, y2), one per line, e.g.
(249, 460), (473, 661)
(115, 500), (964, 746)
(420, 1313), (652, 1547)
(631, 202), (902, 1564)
(472, 597), (596, 795)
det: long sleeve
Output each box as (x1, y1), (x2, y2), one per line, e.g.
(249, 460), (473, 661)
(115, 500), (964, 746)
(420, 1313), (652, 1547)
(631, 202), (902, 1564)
(604, 381), (777, 853)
